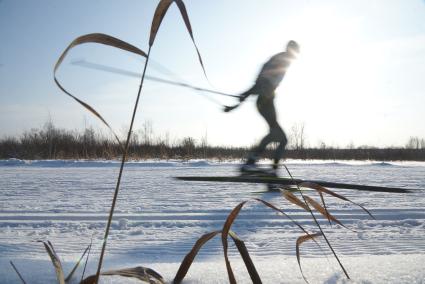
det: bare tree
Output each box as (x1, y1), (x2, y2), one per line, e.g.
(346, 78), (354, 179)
(406, 136), (424, 149)
(289, 122), (306, 151)
(200, 130), (208, 159)
(318, 140), (327, 149)
(181, 137), (196, 159)
(140, 120), (154, 146)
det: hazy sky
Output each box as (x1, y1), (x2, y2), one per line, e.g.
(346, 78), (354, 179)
(1, 0), (424, 147)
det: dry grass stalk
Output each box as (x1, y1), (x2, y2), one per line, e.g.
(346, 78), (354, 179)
(296, 232), (323, 283)
(39, 240), (65, 284)
(9, 261), (27, 284)
(303, 195), (349, 230)
(300, 181), (375, 219)
(174, 231), (221, 283)
(54, 33), (148, 148)
(283, 164), (351, 279)
(82, 266), (165, 284)
(38, 240), (90, 284)
(48, 0), (376, 282)
(173, 198), (323, 283)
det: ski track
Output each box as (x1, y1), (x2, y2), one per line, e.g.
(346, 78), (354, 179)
(0, 160), (424, 283)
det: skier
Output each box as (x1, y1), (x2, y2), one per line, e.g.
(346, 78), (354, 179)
(224, 40), (300, 176)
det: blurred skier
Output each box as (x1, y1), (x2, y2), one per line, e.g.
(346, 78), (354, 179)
(225, 40), (300, 176)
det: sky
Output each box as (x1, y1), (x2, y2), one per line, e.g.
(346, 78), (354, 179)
(0, 0), (424, 148)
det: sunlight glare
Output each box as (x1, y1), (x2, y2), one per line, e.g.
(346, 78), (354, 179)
(274, 6), (381, 146)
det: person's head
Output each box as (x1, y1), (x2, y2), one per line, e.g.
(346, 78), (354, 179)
(286, 40), (300, 57)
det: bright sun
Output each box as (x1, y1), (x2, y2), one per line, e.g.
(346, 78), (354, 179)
(271, 6), (382, 146)
(285, 6), (367, 101)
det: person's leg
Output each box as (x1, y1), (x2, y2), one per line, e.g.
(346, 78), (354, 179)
(271, 125), (287, 169)
(245, 133), (273, 165)
(257, 96), (287, 170)
(245, 95), (276, 164)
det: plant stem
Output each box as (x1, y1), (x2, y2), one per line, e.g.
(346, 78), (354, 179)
(94, 47), (152, 284)
(283, 164), (350, 279)
(10, 261), (27, 284)
(81, 235), (93, 283)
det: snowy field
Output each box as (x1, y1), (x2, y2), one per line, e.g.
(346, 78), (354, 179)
(0, 159), (424, 283)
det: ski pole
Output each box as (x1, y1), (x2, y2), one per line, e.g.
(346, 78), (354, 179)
(71, 59), (240, 98)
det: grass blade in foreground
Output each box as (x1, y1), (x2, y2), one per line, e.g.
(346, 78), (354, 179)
(64, 244), (90, 282)
(220, 198), (323, 283)
(92, 1), (209, 282)
(283, 165), (350, 280)
(221, 201), (247, 284)
(303, 195), (349, 230)
(150, 0), (207, 78)
(38, 241), (65, 284)
(283, 190), (310, 211)
(93, 46), (152, 283)
(54, 33), (148, 147)
(174, 230), (262, 283)
(300, 182), (375, 219)
(228, 230), (262, 284)
(82, 266), (165, 284)
(174, 231), (221, 283)
(296, 233), (323, 283)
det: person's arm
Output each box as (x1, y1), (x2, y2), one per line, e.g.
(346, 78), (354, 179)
(223, 85), (257, 112)
(238, 90), (251, 102)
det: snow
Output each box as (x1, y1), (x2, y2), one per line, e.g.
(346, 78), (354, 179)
(0, 159), (424, 283)
(0, 158), (216, 168)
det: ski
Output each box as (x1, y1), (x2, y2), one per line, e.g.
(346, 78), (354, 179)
(175, 176), (416, 193)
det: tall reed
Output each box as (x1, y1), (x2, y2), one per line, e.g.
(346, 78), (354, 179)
(54, 1), (208, 283)
(49, 1), (375, 283)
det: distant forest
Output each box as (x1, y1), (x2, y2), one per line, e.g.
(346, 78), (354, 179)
(1, 121), (424, 161)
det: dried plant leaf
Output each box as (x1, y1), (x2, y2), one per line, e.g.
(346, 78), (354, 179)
(254, 197), (328, 256)
(54, 33), (148, 147)
(317, 190), (332, 226)
(253, 198), (310, 235)
(221, 201), (248, 284)
(64, 244), (90, 282)
(220, 198), (325, 284)
(39, 241), (65, 284)
(283, 190), (309, 211)
(174, 231), (221, 283)
(296, 232), (322, 282)
(300, 182), (375, 219)
(82, 266), (164, 284)
(173, 197), (331, 283)
(55, 34), (147, 68)
(149, 0), (173, 46)
(228, 231), (262, 284)
(149, 0), (208, 78)
(173, 0), (208, 78)
(304, 196), (349, 230)
(174, 227), (262, 283)
(283, 166), (351, 280)
(101, 267), (164, 283)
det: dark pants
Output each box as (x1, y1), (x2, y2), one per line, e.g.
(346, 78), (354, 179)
(243, 83), (287, 168)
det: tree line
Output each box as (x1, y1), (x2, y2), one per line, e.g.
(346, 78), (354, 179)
(0, 121), (424, 161)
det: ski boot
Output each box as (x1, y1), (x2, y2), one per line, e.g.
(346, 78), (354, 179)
(240, 164), (277, 177)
